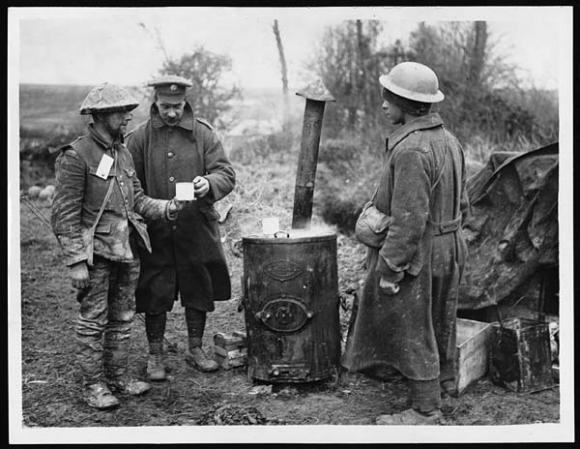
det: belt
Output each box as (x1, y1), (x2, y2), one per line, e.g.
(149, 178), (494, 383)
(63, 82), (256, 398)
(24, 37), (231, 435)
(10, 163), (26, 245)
(430, 216), (461, 236)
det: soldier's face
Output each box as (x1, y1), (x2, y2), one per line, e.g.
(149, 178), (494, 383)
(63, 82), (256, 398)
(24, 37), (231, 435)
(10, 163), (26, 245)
(382, 99), (404, 125)
(156, 100), (186, 126)
(103, 111), (133, 137)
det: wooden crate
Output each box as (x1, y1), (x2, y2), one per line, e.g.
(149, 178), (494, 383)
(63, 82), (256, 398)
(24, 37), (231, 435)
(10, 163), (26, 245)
(455, 318), (494, 394)
(213, 331), (248, 370)
(489, 317), (554, 392)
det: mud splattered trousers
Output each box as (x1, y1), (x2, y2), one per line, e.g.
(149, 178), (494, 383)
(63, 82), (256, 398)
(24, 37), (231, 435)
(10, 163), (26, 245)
(75, 255), (140, 385)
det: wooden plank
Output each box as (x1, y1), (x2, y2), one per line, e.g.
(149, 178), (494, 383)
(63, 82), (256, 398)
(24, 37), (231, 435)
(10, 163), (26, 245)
(215, 352), (248, 370)
(214, 331), (247, 350)
(213, 345), (248, 358)
(456, 318), (493, 394)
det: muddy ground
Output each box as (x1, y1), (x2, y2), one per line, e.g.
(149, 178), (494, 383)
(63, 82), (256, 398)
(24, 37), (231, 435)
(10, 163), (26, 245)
(18, 199), (560, 431)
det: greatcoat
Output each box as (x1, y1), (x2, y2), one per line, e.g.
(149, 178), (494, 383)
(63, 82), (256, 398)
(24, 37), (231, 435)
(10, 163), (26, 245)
(342, 113), (468, 382)
(126, 103), (236, 313)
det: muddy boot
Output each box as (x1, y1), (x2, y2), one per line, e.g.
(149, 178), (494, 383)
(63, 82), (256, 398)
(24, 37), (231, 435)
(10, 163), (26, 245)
(83, 382), (120, 410)
(108, 377), (151, 395)
(104, 319), (151, 396)
(75, 315), (112, 406)
(145, 313), (168, 381)
(147, 340), (167, 381)
(184, 308), (218, 372)
(376, 408), (441, 425)
(407, 378), (442, 412)
(186, 346), (219, 372)
(440, 379), (458, 398)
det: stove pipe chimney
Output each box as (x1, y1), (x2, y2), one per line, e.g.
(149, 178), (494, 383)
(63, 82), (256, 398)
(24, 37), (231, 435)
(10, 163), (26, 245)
(291, 80), (335, 230)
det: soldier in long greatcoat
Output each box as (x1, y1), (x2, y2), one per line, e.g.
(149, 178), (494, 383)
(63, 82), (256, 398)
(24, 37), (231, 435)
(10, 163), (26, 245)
(342, 62), (469, 425)
(126, 75), (236, 379)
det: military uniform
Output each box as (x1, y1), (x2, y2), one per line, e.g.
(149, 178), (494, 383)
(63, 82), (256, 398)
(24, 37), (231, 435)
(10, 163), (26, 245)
(52, 124), (172, 386)
(126, 75), (235, 377)
(51, 83), (177, 408)
(127, 105), (235, 313)
(343, 113), (468, 390)
(343, 63), (469, 424)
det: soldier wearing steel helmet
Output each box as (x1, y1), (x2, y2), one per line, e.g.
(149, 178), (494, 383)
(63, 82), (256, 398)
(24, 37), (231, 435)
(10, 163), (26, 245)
(343, 62), (469, 425)
(51, 83), (184, 410)
(126, 75), (235, 380)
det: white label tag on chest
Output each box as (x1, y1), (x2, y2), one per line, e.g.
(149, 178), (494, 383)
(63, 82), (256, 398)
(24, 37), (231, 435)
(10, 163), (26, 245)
(95, 154), (114, 179)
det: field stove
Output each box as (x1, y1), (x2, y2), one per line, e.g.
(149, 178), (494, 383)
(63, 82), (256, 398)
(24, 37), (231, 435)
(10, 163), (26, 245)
(242, 231), (339, 382)
(241, 80), (339, 383)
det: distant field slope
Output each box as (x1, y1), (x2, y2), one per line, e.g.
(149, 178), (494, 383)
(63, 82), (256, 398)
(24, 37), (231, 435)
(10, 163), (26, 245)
(19, 84), (151, 135)
(19, 83), (301, 137)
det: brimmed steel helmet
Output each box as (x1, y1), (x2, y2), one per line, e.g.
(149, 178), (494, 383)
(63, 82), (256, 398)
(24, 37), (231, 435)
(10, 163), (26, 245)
(379, 61), (444, 104)
(80, 83), (140, 115)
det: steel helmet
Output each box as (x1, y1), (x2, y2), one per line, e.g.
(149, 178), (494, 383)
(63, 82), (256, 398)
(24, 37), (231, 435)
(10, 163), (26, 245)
(79, 83), (140, 115)
(379, 61), (444, 103)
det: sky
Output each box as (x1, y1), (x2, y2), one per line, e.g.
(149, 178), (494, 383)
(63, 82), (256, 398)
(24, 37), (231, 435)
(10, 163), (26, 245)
(12, 6), (570, 91)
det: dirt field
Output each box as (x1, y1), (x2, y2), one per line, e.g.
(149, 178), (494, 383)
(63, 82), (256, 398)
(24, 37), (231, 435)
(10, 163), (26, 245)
(18, 198), (560, 430)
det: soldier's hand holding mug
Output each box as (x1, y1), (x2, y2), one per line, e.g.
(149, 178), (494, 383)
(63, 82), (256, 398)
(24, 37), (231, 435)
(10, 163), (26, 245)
(193, 176), (210, 198)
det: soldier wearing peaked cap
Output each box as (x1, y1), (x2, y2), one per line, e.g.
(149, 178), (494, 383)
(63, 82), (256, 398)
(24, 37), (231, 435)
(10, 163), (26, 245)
(126, 75), (236, 380)
(343, 62), (470, 425)
(51, 83), (185, 410)
(147, 75), (192, 99)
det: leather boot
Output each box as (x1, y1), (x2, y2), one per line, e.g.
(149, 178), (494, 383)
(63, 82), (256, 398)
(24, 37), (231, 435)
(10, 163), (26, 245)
(83, 382), (120, 410)
(376, 408), (442, 425)
(440, 379), (458, 398)
(185, 308), (219, 372)
(145, 313), (167, 381)
(108, 377), (151, 396)
(147, 340), (167, 381)
(186, 346), (219, 372)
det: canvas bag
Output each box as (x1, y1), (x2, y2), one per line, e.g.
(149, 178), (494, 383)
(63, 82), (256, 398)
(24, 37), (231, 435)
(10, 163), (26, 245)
(354, 187), (392, 248)
(355, 136), (450, 248)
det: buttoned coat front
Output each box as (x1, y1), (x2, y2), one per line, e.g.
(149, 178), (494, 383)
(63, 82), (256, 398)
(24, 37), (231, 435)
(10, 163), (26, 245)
(126, 103), (236, 313)
(342, 113), (468, 382)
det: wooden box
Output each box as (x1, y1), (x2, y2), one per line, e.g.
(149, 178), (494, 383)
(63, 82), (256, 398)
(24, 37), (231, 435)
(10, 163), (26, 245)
(489, 317), (554, 392)
(213, 331), (248, 370)
(455, 318), (494, 394)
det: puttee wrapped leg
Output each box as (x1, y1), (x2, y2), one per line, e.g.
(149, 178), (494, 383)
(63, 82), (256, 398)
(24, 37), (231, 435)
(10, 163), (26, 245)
(184, 307), (218, 372)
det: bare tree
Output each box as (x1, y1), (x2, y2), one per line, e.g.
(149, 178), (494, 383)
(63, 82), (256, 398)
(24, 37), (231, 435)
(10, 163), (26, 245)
(469, 21), (488, 87)
(159, 47), (241, 127)
(408, 21), (550, 148)
(311, 20), (384, 133)
(463, 21), (488, 109)
(138, 22), (171, 65)
(272, 19), (290, 131)
(138, 22), (240, 128)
